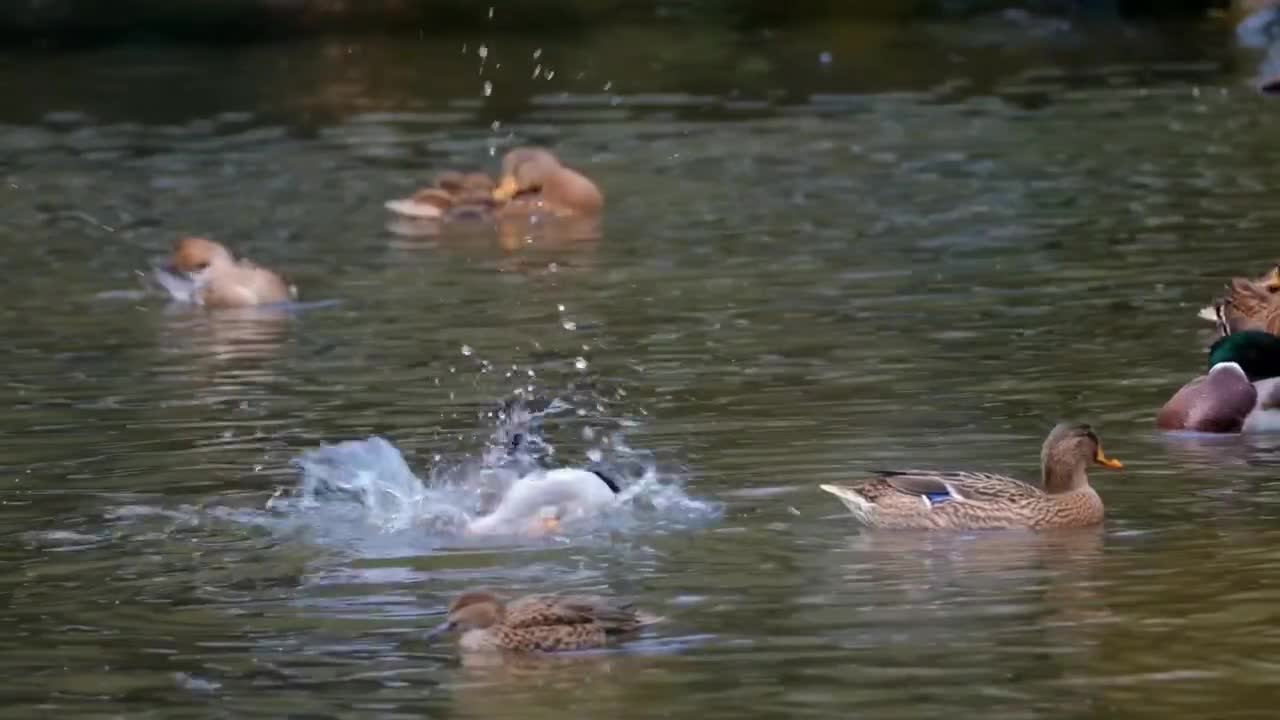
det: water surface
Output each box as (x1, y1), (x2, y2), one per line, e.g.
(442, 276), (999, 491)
(3, 14), (1280, 719)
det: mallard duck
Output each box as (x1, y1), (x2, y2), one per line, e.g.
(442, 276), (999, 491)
(1197, 264), (1280, 333)
(1157, 330), (1280, 433)
(492, 147), (604, 218)
(818, 423), (1123, 530)
(426, 590), (660, 653)
(152, 236), (295, 308)
(465, 468), (621, 536)
(385, 171), (497, 220)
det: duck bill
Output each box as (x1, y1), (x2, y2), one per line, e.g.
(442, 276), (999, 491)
(492, 176), (519, 202)
(1265, 271), (1280, 292)
(424, 620), (455, 642)
(1094, 448), (1123, 469)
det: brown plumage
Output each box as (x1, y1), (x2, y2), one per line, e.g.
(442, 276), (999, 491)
(385, 170), (497, 221)
(1217, 276), (1280, 335)
(819, 423), (1124, 530)
(426, 591), (659, 653)
(1198, 265), (1280, 334)
(492, 147), (604, 218)
(159, 236), (293, 308)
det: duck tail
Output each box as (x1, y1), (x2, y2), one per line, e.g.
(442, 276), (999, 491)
(633, 610), (665, 627)
(819, 484), (878, 525)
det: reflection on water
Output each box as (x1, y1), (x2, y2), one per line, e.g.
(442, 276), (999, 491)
(5, 13), (1280, 720)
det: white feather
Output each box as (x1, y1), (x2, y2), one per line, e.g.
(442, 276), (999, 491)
(466, 468), (618, 535)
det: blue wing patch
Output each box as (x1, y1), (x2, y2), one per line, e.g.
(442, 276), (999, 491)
(924, 491), (953, 506)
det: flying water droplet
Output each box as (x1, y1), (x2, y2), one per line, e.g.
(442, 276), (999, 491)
(460, 345), (474, 356)
(574, 357), (588, 370)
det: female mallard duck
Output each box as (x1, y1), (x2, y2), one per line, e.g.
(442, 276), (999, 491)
(465, 467), (621, 536)
(426, 590), (660, 653)
(1157, 330), (1280, 433)
(1197, 264), (1280, 333)
(492, 147), (604, 218)
(819, 423), (1123, 530)
(385, 170), (496, 220)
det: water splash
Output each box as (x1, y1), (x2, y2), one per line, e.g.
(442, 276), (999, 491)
(266, 399), (719, 547)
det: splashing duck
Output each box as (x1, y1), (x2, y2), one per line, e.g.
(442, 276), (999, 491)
(465, 467), (622, 537)
(153, 236), (295, 308)
(492, 147), (604, 218)
(819, 423), (1123, 530)
(426, 590), (661, 653)
(1158, 330), (1280, 433)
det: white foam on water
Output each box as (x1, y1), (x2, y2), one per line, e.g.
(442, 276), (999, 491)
(262, 403), (719, 551)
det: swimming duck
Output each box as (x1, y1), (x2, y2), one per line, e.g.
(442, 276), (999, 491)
(1157, 330), (1280, 433)
(492, 147), (604, 218)
(426, 590), (660, 653)
(385, 171), (497, 221)
(153, 236), (294, 308)
(465, 467), (621, 537)
(1197, 264), (1280, 333)
(819, 423), (1123, 530)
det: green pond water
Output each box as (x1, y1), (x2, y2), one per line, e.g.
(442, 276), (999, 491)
(3, 13), (1280, 719)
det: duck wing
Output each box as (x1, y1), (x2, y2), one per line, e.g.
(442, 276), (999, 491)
(876, 470), (1042, 503)
(505, 595), (640, 631)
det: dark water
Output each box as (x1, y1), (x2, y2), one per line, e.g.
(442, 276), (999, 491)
(4, 13), (1280, 719)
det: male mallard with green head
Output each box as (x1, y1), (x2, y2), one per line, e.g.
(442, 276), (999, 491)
(1157, 331), (1280, 433)
(819, 423), (1123, 530)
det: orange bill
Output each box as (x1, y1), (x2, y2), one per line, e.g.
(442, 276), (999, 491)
(1094, 447), (1123, 469)
(492, 176), (519, 202)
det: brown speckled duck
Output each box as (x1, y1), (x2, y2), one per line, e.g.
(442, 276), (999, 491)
(426, 591), (660, 653)
(153, 236), (295, 308)
(819, 423), (1123, 530)
(492, 147), (604, 218)
(1197, 264), (1280, 334)
(385, 170), (497, 220)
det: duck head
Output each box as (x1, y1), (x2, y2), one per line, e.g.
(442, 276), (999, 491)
(426, 591), (503, 641)
(1156, 331), (1280, 433)
(492, 147), (564, 201)
(168, 236), (235, 280)
(1208, 331), (1280, 381)
(1040, 423), (1122, 493)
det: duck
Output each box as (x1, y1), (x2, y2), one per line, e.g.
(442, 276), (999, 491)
(465, 467), (621, 537)
(1196, 264), (1280, 333)
(385, 170), (497, 221)
(818, 423), (1123, 530)
(152, 236), (294, 308)
(492, 147), (604, 218)
(425, 590), (660, 653)
(1157, 330), (1280, 433)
